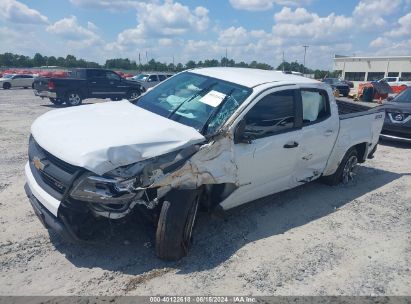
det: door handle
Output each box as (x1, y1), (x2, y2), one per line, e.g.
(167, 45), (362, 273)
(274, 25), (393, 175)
(324, 129), (334, 136)
(283, 141), (299, 148)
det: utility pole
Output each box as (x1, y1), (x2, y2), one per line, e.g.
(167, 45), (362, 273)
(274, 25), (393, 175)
(302, 45), (309, 75)
(225, 48), (228, 67)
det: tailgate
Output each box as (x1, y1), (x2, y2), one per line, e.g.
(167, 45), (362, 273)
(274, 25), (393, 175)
(33, 77), (49, 92)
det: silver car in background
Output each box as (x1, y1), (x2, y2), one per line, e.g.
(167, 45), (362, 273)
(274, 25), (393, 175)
(127, 72), (174, 91)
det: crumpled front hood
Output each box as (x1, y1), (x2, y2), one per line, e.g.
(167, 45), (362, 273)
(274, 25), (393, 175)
(31, 100), (205, 175)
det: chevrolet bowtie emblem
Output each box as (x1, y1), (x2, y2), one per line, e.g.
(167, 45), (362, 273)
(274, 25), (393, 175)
(33, 156), (46, 171)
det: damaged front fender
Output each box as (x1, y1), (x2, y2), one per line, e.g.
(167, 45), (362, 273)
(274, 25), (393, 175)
(150, 134), (238, 190)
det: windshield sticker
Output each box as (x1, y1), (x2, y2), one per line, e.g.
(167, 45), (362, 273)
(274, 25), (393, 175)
(199, 90), (226, 107)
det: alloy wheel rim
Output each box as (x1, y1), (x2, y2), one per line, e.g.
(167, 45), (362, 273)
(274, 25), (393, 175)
(130, 92), (139, 99)
(69, 94), (80, 105)
(342, 155), (358, 184)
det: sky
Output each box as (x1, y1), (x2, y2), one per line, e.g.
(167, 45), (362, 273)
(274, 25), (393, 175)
(0, 0), (410, 69)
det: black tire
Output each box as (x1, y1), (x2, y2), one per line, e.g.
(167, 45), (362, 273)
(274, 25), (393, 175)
(50, 98), (64, 105)
(127, 90), (141, 100)
(3, 82), (11, 89)
(32, 83), (35, 89)
(321, 147), (358, 186)
(155, 189), (201, 261)
(65, 91), (82, 106)
(368, 144), (377, 159)
(23, 87), (29, 89)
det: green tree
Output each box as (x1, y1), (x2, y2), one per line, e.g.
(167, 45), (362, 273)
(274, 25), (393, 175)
(47, 56), (57, 66)
(65, 55), (77, 67)
(185, 60), (196, 69)
(33, 53), (46, 66)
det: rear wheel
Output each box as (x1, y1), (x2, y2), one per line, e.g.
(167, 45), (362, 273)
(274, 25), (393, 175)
(3, 82), (11, 89)
(321, 147), (358, 186)
(65, 91), (82, 106)
(127, 90), (140, 100)
(155, 189), (201, 261)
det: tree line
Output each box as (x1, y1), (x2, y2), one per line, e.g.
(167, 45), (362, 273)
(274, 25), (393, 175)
(0, 52), (337, 78)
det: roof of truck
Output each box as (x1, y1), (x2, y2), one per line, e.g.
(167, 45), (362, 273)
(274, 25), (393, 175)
(190, 67), (319, 88)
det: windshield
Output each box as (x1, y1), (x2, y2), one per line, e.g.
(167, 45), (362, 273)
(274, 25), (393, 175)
(134, 74), (148, 81)
(134, 72), (252, 134)
(2, 74), (13, 79)
(323, 78), (336, 84)
(393, 88), (411, 103)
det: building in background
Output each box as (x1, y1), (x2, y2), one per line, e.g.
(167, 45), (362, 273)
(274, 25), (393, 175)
(333, 55), (411, 86)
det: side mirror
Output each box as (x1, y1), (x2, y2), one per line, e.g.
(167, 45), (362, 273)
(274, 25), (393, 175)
(234, 119), (252, 144)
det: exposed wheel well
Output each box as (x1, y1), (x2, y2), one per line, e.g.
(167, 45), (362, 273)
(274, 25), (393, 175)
(354, 142), (368, 163)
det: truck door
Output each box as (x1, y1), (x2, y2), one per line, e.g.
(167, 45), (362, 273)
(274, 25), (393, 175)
(88, 69), (108, 97)
(105, 71), (126, 97)
(294, 87), (339, 183)
(220, 87), (303, 210)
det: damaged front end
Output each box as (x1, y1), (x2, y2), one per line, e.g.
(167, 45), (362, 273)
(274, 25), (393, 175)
(67, 144), (201, 220)
(28, 131), (239, 243)
(64, 133), (239, 224)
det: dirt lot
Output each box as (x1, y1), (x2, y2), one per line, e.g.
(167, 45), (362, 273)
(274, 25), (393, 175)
(0, 89), (410, 296)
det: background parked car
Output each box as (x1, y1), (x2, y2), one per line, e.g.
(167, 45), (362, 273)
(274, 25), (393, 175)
(322, 78), (350, 97)
(379, 77), (410, 94)
(127, 72), (173, 91)
(381, 87), (411, 142)
(339, 79), (354, 88)
(0, 74), (34, 89)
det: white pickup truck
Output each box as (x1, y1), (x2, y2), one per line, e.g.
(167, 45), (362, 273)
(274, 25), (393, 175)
(25, 68), (385, 260)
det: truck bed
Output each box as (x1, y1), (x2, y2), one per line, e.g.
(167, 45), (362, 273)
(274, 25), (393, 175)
(336, 99), (384, 119)
(322, 99), (385, 177)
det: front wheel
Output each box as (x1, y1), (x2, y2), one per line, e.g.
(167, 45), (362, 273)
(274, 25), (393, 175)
(321, 147), (358, 186)
(3, 82), (11, 89)
(65, 92), (82, 106)
(155, 189), (201, 261)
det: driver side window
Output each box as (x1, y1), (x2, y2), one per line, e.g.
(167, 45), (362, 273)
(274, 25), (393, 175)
(106, 72), (120, 81)
(243, 89), (296, 139)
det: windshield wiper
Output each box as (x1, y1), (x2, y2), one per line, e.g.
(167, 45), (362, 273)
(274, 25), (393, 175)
(167, 82), (218, 119)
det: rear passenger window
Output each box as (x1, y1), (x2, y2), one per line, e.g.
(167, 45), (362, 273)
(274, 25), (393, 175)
(244, 89), (296, 138)
(158, 75), (166, 81)
(148, 75), (158, 82)
(301, 89), (330, 125)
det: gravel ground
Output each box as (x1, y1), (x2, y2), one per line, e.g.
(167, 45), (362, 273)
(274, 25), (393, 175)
(0, 89), (410, 296)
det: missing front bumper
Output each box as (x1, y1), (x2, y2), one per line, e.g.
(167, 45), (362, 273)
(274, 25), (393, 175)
(24, 183), (80, 243)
